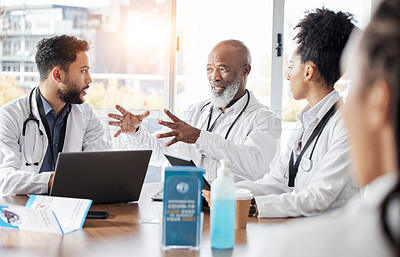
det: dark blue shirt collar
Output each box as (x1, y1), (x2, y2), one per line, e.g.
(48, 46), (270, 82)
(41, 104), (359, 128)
(39, 94), (71, 118)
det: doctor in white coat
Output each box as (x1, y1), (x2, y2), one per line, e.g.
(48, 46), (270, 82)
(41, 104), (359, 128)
(203, 8), (359, 217)
(109, 40), (281, 183)
(0, 35), (110, 196)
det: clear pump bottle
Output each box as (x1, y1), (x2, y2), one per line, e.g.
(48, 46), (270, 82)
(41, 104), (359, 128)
(210, 159), (235, 249)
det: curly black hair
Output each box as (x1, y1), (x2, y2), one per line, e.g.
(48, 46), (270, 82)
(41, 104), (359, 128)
(35, 35), (89, 81)
(294, 8), (355, 87)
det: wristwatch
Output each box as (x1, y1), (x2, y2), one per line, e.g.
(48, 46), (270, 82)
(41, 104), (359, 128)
(249, 198), (258, 217)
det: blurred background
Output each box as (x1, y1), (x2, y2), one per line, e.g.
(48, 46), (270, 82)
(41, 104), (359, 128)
(0, 0), (370, 153)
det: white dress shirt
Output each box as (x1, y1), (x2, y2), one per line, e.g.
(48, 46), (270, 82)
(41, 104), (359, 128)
(124, 90), (282, 182)
(294, 90), (335, 158)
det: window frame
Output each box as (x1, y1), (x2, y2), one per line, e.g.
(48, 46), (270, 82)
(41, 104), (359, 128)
(164, 0), (286, 114)
(1, 0), (375, 113)
(165, 0), (374, 114)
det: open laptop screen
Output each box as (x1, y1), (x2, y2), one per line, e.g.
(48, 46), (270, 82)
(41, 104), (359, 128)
(50, 150), (152, 204)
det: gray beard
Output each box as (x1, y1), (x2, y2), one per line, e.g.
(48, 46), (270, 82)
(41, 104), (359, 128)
(209, 81), (240, 108)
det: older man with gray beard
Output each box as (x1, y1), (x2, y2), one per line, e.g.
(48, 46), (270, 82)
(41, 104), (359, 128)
(108, 40), (281, 183)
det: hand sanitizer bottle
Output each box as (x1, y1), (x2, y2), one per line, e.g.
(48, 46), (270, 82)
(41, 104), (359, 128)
(210, 159), (235, 249)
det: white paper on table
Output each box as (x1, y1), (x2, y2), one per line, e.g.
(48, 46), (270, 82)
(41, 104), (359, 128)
(0, 205), (62, 234)
(0, 195), (92, 234)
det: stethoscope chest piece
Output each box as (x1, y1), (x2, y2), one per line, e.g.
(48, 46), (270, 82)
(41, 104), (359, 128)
(300, 158), (313, 172)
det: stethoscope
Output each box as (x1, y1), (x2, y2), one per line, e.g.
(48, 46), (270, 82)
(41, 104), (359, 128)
(22, 87), (45, 166)
(22, 87), (70, 168)
(200, 89), (250, 139)
(285, 102), (338, 187)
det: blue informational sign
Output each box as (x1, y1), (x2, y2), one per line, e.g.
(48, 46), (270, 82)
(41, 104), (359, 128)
(162, 166), (204, 249)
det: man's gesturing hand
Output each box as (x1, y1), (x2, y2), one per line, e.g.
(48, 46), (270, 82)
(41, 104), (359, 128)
(156, 109), (201, 147)
(108, 104), (150, 137)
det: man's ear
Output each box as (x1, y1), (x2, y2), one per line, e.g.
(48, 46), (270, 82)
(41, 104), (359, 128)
(51, 67), (65, 83)
(366, 79), (391, 131)
(242, 64), (251, 77)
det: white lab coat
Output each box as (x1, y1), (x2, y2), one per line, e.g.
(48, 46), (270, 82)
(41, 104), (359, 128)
(236, 91), (358, 217)
(0, 89), (111, 196)
(259, 173), (398, 257)
(123, 90), (281, 182)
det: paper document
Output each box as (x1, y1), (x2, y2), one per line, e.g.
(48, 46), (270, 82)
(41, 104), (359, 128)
(0, 195), (92, 234)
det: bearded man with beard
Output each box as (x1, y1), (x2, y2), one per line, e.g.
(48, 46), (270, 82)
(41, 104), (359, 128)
(109, 40), (281, 183)
(0, 35), (110, 195)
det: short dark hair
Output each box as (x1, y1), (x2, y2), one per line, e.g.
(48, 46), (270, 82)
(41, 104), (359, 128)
(35, 35), (89, 81)
(294, 8), (355, 87)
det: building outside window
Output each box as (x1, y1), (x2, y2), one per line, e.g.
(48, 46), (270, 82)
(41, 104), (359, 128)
(2, 61), (20, 72)
(2, 39), (21, 56)
(0, 0), (372, 150)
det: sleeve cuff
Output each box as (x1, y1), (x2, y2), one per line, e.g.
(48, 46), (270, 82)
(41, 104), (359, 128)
(195, 129), (227, 154)
(132, 125), (142, 138)
(194, 129), (211, 154)
(122, 126), (144, 146)
(254, 195), (276, 218)
(41, 172), (53, 194)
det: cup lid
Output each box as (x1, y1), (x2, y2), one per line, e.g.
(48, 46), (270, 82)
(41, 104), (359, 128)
(235, 188), (253, 200)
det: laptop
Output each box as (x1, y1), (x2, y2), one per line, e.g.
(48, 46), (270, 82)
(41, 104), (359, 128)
(151, 154), (210, 201)
(50, 150), (152, 204)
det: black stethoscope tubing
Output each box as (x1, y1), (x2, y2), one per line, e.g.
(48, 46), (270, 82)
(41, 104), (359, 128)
(22, 87), (44, 166)
(287, 102), (338, 187)
(22, 87), (69, 167)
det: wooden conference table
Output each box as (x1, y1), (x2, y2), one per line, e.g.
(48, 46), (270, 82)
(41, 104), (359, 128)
(0, 183), (292, 257)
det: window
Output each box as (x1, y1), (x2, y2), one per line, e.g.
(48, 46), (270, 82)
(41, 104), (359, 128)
(23, 62), (36, 73)
(2, 62), (20, 72)
(0, 0), (373, 149)
(2, 39), (21, 56)
(89, 1), (168, 145)
(25, 37), (41, 56)
(175, 0), (273, 113)
(2, 62), (21, 88)
(9, 12), (22, 32)
(23, 62), (38, 83)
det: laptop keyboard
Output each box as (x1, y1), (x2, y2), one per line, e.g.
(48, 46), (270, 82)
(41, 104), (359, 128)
(151, 187), (210, 208)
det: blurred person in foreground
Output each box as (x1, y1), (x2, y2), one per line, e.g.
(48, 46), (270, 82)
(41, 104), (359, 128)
(260, 0), (400, 256)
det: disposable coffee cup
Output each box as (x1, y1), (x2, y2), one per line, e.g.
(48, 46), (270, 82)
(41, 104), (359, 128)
(235, 188), (253, 229)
